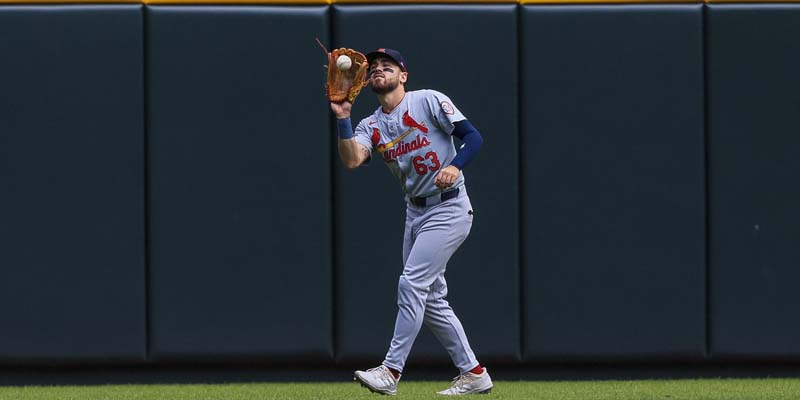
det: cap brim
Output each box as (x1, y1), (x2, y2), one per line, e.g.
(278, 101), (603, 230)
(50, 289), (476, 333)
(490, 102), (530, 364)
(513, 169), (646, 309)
(366, 51), (401, 69)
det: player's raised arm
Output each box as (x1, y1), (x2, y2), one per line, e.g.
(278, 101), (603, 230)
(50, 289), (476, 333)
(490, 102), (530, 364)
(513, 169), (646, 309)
(331, 101), (370, 170)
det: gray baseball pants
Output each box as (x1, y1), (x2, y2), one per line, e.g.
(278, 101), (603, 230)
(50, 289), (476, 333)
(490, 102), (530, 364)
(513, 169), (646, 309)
(382, 188), (480, 374)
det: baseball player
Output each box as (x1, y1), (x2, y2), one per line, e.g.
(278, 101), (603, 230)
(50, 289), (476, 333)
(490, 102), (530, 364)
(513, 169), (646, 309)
(330, 48), (492, 396)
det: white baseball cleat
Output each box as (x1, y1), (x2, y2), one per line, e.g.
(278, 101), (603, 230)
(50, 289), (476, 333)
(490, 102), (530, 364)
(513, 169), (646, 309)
(436, 368), (493, 395)
(354, 365), (400, 396)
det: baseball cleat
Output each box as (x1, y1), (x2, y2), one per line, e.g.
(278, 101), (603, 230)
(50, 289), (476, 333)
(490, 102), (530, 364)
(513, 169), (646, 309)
(436, 368), (493, 395)
(354, 365), (399, 396)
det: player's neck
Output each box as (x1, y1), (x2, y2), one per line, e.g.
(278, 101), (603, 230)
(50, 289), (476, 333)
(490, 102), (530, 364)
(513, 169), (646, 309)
(379, 87), (406, 114)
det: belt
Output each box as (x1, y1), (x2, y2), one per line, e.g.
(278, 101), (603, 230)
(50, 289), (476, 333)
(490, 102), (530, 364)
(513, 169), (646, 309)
(408, 187), (460, 207)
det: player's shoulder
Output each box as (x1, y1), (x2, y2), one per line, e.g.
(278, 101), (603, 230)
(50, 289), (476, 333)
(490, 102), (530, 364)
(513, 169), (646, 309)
(409, 90), (457, 116)
(409, 89), (450, 101)
(408, 90), (453, 112)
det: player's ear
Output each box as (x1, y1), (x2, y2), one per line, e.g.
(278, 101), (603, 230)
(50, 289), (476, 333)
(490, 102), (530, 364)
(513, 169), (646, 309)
(400, 72), (408, 84)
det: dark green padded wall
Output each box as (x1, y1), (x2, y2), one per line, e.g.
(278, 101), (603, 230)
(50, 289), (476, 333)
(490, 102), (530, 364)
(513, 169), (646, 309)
(146, 6), (332, 362)
(521, 4), (706, 361)
(707, 4), (800, 360)
(0, 5), (145, 363)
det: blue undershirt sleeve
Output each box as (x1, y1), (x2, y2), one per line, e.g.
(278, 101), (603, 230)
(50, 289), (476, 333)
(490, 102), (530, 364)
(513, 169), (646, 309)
(450, 120), (483, 170)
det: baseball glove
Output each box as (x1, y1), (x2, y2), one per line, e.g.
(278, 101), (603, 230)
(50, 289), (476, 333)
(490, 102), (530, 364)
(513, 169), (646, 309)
(317, 39), (369, 104)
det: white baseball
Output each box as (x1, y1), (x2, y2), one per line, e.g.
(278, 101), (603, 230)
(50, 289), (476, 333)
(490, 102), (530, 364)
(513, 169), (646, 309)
(336, 55), (352, 71)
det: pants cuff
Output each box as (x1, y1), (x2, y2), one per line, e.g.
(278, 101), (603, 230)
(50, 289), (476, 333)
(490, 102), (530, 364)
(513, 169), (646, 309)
(382, 361), (403, 374)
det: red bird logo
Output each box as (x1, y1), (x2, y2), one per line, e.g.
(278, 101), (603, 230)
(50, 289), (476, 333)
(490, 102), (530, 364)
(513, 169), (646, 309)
(402, 111), (428, 134)
(371, 128), (381, 146)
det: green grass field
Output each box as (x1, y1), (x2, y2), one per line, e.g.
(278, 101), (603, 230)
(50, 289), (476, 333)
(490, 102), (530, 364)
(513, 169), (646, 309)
(1, 379), (800, 400)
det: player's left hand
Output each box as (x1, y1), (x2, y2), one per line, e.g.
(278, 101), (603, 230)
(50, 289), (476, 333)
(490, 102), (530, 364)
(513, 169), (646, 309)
(434, 165), (460, 189)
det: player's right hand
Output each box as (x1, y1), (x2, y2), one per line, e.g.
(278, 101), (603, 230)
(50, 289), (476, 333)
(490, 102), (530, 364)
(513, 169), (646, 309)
(331, 101), (352, 119)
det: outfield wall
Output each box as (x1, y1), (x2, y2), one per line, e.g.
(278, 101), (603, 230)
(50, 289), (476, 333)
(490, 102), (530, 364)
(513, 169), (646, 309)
(1, 1), (799, 368)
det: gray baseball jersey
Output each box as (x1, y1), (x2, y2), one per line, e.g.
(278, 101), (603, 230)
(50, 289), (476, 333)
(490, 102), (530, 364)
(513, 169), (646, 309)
(354, 89), (466, 198)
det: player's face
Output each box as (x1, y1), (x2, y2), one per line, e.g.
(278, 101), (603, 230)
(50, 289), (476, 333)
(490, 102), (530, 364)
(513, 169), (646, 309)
(369, 58), (407, 95)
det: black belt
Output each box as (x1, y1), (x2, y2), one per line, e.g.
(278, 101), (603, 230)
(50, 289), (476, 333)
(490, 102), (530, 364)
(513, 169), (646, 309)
(409, 188), (460, 207)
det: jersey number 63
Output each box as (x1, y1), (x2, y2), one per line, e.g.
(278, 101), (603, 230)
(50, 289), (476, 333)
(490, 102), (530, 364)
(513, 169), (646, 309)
(412, 151), (441, 175)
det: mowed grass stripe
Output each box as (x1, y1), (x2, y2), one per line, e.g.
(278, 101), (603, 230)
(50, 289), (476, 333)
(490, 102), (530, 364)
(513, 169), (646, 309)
(1, 379), (800, 400)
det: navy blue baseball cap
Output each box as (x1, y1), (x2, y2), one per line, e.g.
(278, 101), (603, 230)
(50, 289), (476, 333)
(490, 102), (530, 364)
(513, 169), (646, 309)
(366, 48), (408, 72)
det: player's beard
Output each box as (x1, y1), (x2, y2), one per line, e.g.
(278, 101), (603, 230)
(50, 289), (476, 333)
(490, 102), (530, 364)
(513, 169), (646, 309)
(370, 77), (400, 95)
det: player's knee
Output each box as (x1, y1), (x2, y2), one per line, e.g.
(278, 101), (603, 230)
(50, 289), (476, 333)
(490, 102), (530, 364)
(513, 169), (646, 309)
(397, 275), (414, 294)
(397, 275), (425, 300)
